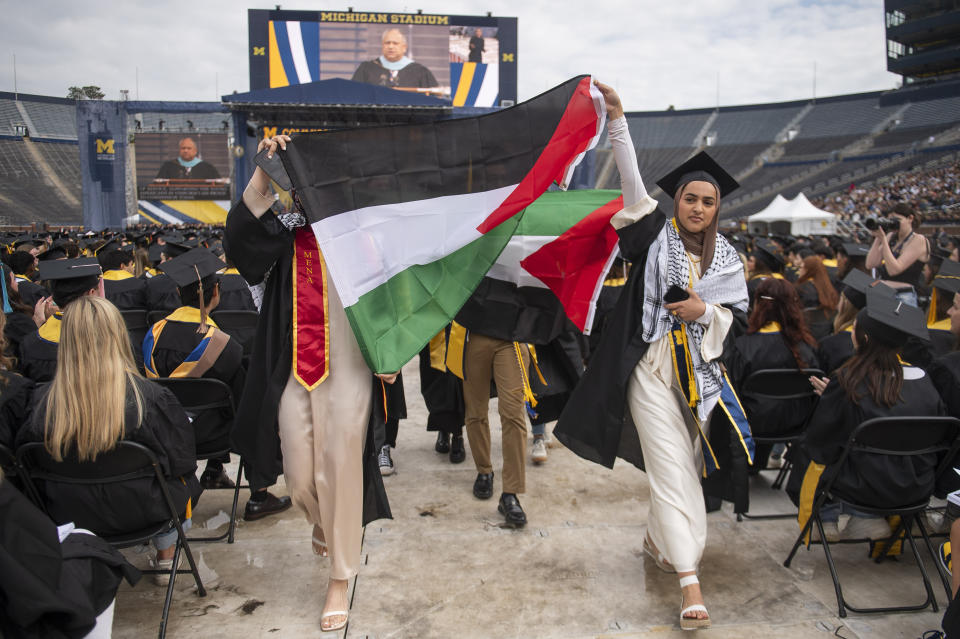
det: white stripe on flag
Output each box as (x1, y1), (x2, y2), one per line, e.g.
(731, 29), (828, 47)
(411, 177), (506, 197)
(138, 201), (183, 224)
(559, 80), (606, 189)
(475, 63), (499, 108)
(487, 235), (553, 288)
(311, 185), (517, 307)
(582, 246), (620, 335)
(286, 22), (313, 83)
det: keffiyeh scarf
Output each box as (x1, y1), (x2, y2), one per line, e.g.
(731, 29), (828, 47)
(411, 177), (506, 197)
(641, 219), (747, 421)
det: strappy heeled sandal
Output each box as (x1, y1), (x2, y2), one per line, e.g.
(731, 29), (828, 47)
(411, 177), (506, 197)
(643, 534), (675, 573)
(320, 610), (348, 632)
(312, 524), (328, 557)
(679, 574), (711, 630)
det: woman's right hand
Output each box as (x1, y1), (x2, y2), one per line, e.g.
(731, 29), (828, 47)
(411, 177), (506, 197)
(593, 80), (624, 120)
(257, 134), (291, 159)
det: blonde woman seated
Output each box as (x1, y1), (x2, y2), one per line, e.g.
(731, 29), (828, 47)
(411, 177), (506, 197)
(16, 296), (201, 577)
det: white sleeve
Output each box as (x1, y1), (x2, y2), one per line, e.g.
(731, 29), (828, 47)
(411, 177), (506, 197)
(607, 116), (648, 207)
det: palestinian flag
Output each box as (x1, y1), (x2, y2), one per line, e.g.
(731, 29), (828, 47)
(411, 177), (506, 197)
(281, 76), (605, 373)
(456, 189), (623, 344)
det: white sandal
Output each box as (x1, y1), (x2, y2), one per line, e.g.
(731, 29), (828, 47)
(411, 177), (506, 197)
(643, 534), (675, 573)
(320, 610), (348, 632)
(312, 525), (328, 557)
(679, 574), (711, 630)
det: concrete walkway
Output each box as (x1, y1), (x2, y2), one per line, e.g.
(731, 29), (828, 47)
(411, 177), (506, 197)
(112, 360), (949, 638)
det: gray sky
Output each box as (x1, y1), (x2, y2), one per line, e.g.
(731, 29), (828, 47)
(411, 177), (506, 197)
(2, 0), (898, 111)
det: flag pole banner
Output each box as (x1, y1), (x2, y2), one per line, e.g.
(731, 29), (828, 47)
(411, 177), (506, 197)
(280, 75), (606, 373)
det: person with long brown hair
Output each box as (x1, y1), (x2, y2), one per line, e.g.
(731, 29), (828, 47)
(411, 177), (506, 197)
(16, 296), (201, 576)
(725, 278), (819, 441)
(795, 255), (839, 312)
(816, 270), (871, 376)
(790, 287), (944, 540)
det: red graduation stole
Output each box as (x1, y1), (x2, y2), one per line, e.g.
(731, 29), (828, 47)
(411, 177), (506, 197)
(292, 228), (330, 390)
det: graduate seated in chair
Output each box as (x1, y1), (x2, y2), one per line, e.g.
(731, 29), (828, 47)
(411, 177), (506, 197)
(98, 248), (148, 311)
(15, 296), (201, 579)
(724, 277), (820, 467)
(18, 258), (103, 384)
(789, 286), (945, 541)
(142, 248), (244, 490)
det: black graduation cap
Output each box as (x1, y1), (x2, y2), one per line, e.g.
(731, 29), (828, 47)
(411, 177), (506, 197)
(933, 259), (960, 295)
(655, 151), (739, 199)
(95, 238), (133, 255)
(38, 246), (67, 262)
(11, 234), (37, 249)
(929, 248), (951, 271)
(839, 242), (870, 259)
(750, 238), (785, 270)
(858, 285), (929, 346)
(840, 269), (892, 310)
(37, 257), (102, 306)
(158, 248), (223, 288)
(161, 239), (196, 259)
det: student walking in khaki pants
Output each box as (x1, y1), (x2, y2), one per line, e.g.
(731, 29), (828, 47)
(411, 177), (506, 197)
(462, 331), (530, 527)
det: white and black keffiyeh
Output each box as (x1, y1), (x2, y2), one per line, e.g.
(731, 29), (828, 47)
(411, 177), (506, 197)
(641, 220), (747, 421)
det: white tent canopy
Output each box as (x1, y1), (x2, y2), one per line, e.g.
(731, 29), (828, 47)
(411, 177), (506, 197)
(747, 193), (837, 236)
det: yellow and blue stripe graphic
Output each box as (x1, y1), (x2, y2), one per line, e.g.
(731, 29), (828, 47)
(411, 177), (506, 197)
(269, 20), (321, 88)
(138, 201), (229, 225)
(451, 62), (499, 107)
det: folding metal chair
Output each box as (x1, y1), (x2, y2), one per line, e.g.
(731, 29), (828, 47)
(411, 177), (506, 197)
(153, 377), (244, 543)
(17, 440), (206, 639)
(736, 367), (823, 521)
(147, 310), (168, 326)
(783, 415), (960, 617)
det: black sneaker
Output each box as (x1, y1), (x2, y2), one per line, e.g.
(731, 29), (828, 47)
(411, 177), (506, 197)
(473, 472), (494, 499)
(378, 444), (395, 476)
(498, 493), (527, 528)
(200, 467), (236, 489)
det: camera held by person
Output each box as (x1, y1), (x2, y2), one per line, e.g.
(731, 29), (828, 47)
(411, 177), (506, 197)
(864, 215), (899, 233)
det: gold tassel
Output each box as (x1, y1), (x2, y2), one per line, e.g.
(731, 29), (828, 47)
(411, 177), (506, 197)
(194, 265), (207, 334)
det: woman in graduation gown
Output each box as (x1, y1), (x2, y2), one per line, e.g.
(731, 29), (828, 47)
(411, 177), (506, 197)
(15, 296), (202, 566)
(790, 288), (945, 539)
(925, 266), (960, 497)
(725, 277), (819, 448)
(224, 135), (391, 632)
(555, 83), (749, 630)
(795, 255), (838, 340)
(816, 270), (873, 376)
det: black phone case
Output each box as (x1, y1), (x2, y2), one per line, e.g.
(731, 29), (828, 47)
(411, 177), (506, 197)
(254, 147), (293, 192)
(663, 285), (690, 304)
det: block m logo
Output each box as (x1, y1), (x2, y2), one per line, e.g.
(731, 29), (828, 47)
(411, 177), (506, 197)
(253, 46), (266, 56)
(96, 139), (115, 154)
(502, 53), (515, 63)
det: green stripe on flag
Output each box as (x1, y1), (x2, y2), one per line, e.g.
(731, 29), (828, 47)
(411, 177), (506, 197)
(345, 212), (522, 374)
(514, 189), (621, 236)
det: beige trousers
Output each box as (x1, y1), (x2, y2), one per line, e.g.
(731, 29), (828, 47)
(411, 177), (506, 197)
(463, 333), (529, 494)
(277, 278), (371, 581)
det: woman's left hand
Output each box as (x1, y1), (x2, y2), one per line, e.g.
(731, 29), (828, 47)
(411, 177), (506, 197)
(664, 288), (707, 323)
(809, 375), (830, 396)
(376, 372), (399, 384)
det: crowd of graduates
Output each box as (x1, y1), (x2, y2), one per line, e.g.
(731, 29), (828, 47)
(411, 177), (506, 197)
(7, 193), (960, 634)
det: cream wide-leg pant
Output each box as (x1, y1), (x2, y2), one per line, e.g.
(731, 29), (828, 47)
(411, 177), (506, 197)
(277, 277), (372, 581)
(626, 304), (732, 574)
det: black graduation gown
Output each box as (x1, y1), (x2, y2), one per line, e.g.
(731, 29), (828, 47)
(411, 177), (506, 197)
(790, 372), (945, 508)
(529, 330), (585, 425)
(18, 326), (58, 383)
(145, 313), (245, 453)
(218, 273), (257, 311)
(351, 59), (437, 88)
(723, 331), (819, 437)
(102, 274), (148, 310)
(0, 480), (139, 639)
(0, 371), (33, 450)
(587, 280), (625, 361)
(15, 378), (203, 536)
(554, 206), (747, 472)
(418, 345), (464, 434)
(16, 279), (49, 308)
(223, 200), (391, 525)
(796, 281), (819, 308)
(144, 273), (180, 313)
(5, 310), (38, 370)
(816, 330), (855, 376)
(927, 351), (960, 495)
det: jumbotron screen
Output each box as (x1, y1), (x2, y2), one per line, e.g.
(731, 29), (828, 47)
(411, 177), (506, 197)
(248, 9), (518, 107)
